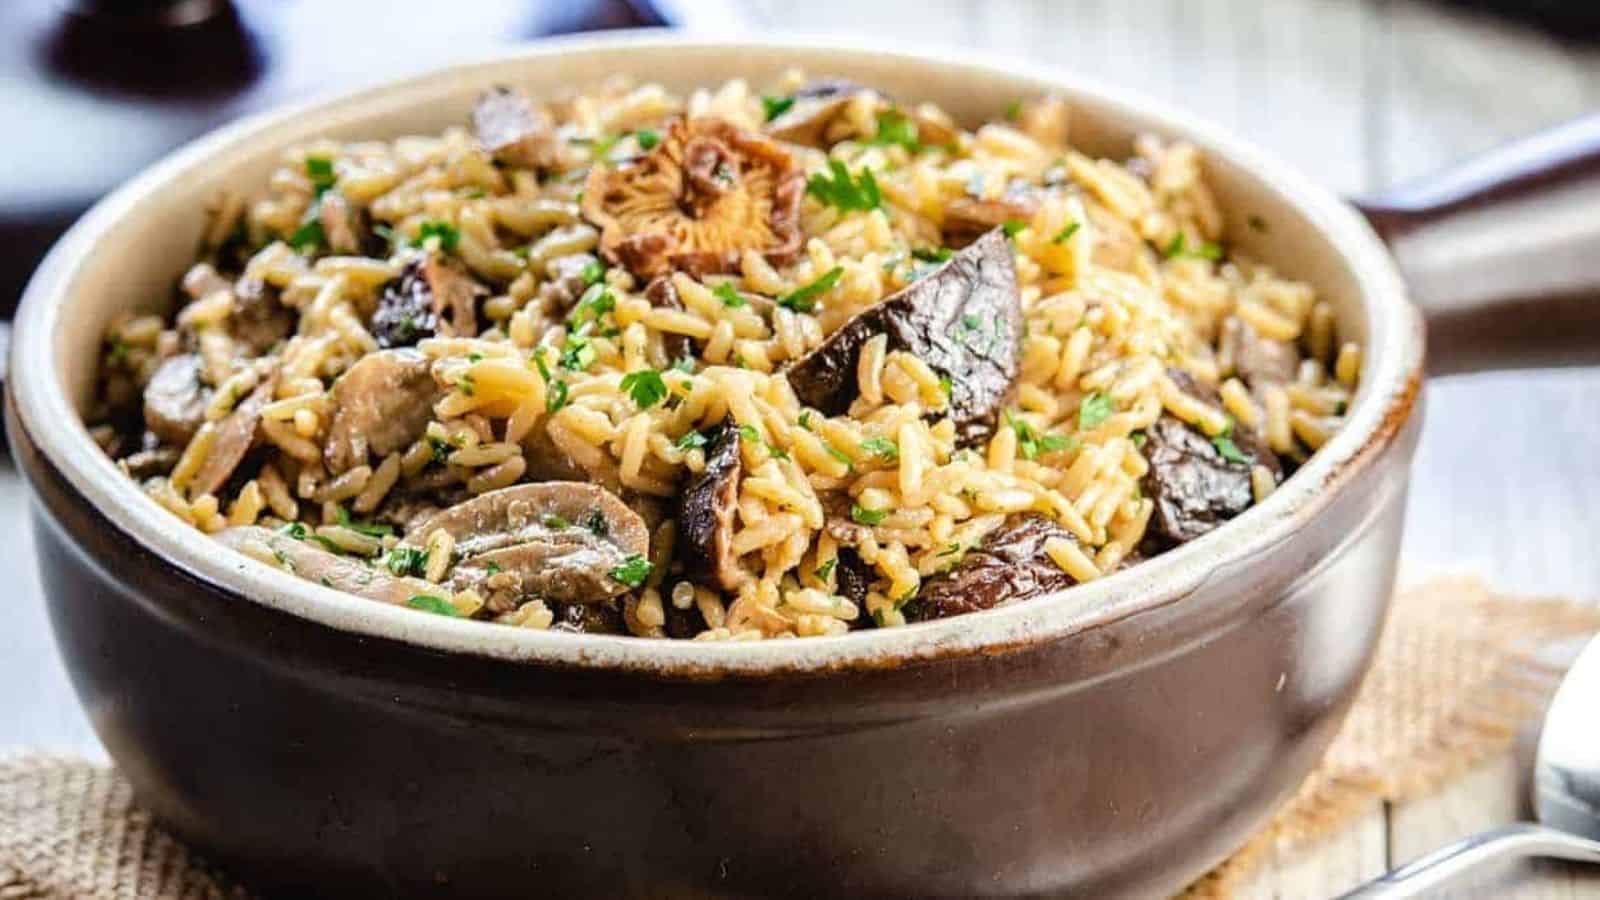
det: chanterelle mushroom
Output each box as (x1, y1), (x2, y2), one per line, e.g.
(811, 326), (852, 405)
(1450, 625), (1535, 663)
(581, 117), (804, 279)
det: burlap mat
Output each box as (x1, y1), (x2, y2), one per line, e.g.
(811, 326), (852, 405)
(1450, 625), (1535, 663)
(3, 577), (1596, 900)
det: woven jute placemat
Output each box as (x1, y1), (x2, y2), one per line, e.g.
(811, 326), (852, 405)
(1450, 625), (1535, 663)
(3, 577), (1596, 900)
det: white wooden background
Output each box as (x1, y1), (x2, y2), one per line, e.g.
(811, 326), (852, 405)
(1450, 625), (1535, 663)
(4, 0), (1600, 896)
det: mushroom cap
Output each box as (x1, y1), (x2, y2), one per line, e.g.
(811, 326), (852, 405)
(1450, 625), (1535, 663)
(581, 117), (804, 280)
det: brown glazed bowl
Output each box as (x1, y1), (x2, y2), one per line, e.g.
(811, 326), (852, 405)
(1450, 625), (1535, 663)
(6, 34), (1429, 899)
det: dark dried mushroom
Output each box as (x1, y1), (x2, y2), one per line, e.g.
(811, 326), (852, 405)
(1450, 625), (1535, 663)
(943, 182), (1041, 248)
(121, 446), (179, 479)
(371, 254), (486, 348)
(538, 253), (601, 316)
(581, 117), (804, 279)
(550, 600), (626, 635)
(676, 417), (743, 593)
(216, 525), (438, 606)
(1224, 316), (1297, 390)
(188, 372), (277, 500)
(911, 515), (1079, 621)
(785, 228), (1022, 445)
(402, 482), (651, 604)
(473, 85), (563, 170)
(643, 276), (697, 362)
(324, 349), (443, 474)
(1138, 371), (1282, 549)
(143, 353), (209, 447)
(832, 548), (876, 626)
(230, 277), (295, 355)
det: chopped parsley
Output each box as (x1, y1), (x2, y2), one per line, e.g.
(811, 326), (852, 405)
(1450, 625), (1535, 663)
(814, 558), (838, 581)
(1002, 219), (1027, 238)
(568, 284), (616, 333)
(859, 436), (899, 462)
(778, 266), (843, 313)
(272, 548), (293, 571)
(675, 430), (708, 451)
(414, 220), (461, 252)
(407, 595), (459, 617)
(305, 156), (337, 195)
(579, 259), (605, 286)
(106, 338), (130, 365)
(761, 95), (795, 122)
(938, 373), (953, 398)
(457, 374), (476, 396)
(584, 510), (609, 536)
(1052, 222), (1081, 244)
(609, 554), (653, 589)
(938, 542), (964, 557)
(851, 504), (888, 526)
(1131, 430), (1148, 448)
(335, 505), (394, 538)
(635, 129), (660, 150)
(485, 561), (502, 576)
(1078, 392), (1114, 430)
(280, 522), (308, 540)
(1004, 99), (1024, 120)
(559, 335), (596, 372)
(824, 443), (853, 467)
(797, 411), (813, 430)
(736, 423), (788, 460)
(1163, 232), (1222, 261)
(386, 547), (428, 577)
(806, 159), (882, 212)
(288, 212), (324, 255)
(427, 435), (452, 464)
(1212, 418), (1251, 465)
(713, 282), (748, 308)
(1007, 410), (1077, 460)
(912, 246), (953, 264)
(869, 109), (921, 151)
(545, 378), (569, 413)
(620, 368), (668, 409)
(542, 513), (571, 529)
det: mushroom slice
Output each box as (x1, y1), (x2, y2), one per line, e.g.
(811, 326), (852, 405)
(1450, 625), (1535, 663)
(643, 276), (697, 363)
(911, 515), (1079, 621)
(551, 601), (627, 635)
(942, 182), (1041, 248)
(403, 483), (651, 603)
(581, 117), (804, 280)
(785, 228), (1022, 445)
(766, 79), (876, 147)
(1223, 316), (1297, 391)
(143, 353), (210, 447)
(216, 526), (439, 607)
(370, 254), (486, 348)
(231, 276), (295, 355)
(323, 348), (443, 474)
(1138, 369), (1282, 549)
(676, 417), (744, 593)
(188, 372), (277, 500)
(473, 85), (563, 170)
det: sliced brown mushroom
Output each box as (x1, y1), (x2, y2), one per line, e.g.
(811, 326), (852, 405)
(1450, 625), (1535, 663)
(551, 600), (627, 635)
(581, 117), (805, 280)
(370, 254), (486, 349)
(317, 192), (367, 256)
(143, 353), (210, 447)
(1137, 369), (1283, 549)
(216, 525), (438, 606)
(473, 85), (564, 170)
(676, 417), (744, 593)
(323, 348), (443, 474)
(942, 182), (1041, 248)
(910, 514), (1079, 621)
(785, 228), (1022, 445)
(401, 482), (650, 604)
(766, 79), (875, 147)
(643, 276), (697, 362)
(1224, 316), (1298, 390)
(230, 277), (295, 355)
(188, 372), (277, 500)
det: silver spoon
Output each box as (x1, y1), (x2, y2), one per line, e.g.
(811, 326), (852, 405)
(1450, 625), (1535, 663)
(1339, 635), (1600, 897)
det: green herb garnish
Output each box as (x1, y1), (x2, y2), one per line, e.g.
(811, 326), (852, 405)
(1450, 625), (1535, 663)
(609, 554), (653, 589)
(414, 220), (461, 252)
(912, 247), (953, 264)
(1052, 222), (1081, 244)
(579, 259), (605, 286)
(1078, 392), (1114, 430)
(542, 513), (571, 529)
(814, 558), (838, 581)
(386, 547), (428, 578)
(851, 504), (888, 526)
(806, 159), (882, 212)
(778, 266), (843, 313)
(675, 430), (708, 451)
(559, 335), (596, 372)
(635, 129), (660, 150)
(620, 368), (668, 409)
(407, 595), (459, 617)
(305, 156), (337, 196)
(1212, 418), (1251, 465)
(824, 443), (852, 467)
(1002, 219), (1027, 238)
(335, 505), (394, 538)
(1163, 232), (1222, 261)
(1004, 99), (1024, 121)
(713, 282), (747, 308)
(762, 95), (795, 122)
(869, 109), (921, 151)
(860, 436), (899, 462)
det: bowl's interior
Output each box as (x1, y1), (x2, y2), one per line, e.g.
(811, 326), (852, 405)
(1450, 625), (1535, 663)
(12, 32), (1418, 674)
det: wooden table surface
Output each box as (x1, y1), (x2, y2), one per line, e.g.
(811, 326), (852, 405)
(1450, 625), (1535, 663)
(4, 1), (1600, 896)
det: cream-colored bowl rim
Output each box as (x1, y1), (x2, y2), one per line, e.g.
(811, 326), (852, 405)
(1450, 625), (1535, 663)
(10, 31), (1422, 676)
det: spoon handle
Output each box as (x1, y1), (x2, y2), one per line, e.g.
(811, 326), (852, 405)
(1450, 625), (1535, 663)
(1337, 822), (1600, 898)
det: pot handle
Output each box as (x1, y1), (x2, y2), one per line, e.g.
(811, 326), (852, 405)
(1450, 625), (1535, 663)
(1353, 115), (1600, 374)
